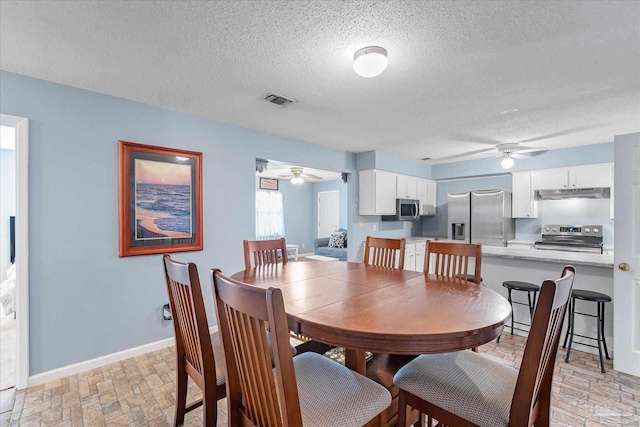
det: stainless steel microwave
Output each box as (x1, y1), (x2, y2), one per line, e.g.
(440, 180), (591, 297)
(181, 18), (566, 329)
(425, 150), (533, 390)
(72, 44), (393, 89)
(382, 198), (420, 221)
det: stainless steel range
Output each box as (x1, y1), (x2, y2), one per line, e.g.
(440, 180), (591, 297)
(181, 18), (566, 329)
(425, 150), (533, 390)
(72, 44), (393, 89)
(535, 224), (604, 254)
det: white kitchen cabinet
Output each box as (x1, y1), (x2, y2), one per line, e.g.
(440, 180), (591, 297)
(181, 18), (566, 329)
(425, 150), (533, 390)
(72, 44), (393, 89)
(532, 168), (570, 190)
(571, 164), (613, 189)
(512, 172), (538, 218)
(415, 241), (426, 273)
(417, 178), (437, 216)
(397, 174), (418, 199)
(359, 169), (397, 215)
(404, 243), (416, 271)
(403, 241), (426, 272)
(531, 163), (614, 191)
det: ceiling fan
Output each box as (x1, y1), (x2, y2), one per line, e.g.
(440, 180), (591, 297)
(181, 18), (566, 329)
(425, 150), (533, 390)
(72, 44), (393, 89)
(278, 167), (323, 184)
(434, 142), (547, 169)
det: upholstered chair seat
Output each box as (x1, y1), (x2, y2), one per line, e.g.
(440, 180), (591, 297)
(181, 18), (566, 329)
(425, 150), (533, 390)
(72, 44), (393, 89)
(394, 351), (518, 426)
(292, 352), (391, 427)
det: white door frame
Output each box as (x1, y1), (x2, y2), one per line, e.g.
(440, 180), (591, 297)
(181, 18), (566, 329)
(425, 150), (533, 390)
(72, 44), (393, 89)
(1, 114), (29, 390)
(317, 190), (339, 238)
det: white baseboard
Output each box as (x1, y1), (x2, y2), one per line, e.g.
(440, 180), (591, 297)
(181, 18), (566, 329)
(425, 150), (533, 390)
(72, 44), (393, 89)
(27, 326), (218, 388)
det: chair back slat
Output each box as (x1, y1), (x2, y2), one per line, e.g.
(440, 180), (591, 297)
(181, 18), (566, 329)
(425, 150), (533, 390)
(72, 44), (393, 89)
(364, 236), (406, 269)
(424, 241), (482, 284)
(211, 269), (303, 427)
(163, 255), (215, 385)
(510, 266), (575, 426)
(244, 238), (288, 269)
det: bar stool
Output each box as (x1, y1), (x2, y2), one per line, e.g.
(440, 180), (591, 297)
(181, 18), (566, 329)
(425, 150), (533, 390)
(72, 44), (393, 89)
(562, 289), (611, 373)
(497, 281), (540, 343)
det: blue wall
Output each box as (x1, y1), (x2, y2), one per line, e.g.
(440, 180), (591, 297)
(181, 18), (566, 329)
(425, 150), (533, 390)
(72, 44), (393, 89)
(0, 71), (357, 375)
(278, 179), (314, 252)
(432, 143), (614, 180)
(424, 142), (615, 240)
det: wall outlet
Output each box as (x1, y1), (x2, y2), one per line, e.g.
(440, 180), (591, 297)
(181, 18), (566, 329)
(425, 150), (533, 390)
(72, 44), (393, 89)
(302, 243), (305, 249)
(358, 221), (364, 228)
(373, 223), (377, 231)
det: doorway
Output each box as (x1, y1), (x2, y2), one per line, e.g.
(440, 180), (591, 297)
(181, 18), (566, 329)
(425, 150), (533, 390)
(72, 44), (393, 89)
(317, 191), (340, 238)
(0, 124), (16, 389)
(0, 114), (29, 391)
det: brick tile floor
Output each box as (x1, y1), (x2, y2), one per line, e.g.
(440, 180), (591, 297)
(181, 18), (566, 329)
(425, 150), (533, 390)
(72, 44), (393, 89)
(6, 334), (640, 426)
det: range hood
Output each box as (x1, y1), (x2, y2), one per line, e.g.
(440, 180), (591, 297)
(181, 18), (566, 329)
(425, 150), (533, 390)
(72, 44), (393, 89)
(536, 188), (604, 200)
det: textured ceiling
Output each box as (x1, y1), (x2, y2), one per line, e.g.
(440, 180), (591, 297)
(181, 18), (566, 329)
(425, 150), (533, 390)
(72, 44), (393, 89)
(1, 1), (639, 162)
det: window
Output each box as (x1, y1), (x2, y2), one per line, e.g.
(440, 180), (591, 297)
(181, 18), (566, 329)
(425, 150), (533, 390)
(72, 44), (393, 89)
(255, 190), (285, 240)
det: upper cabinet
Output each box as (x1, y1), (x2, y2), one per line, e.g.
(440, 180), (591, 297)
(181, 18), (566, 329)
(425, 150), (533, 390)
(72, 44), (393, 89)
(531, 163), (613, 190)
(359, 169), (397, 215)
(417, 178), (436, 216)
(396, 175), (418, 199)
(359, 170), (436, 216)
(512, 171), (537, 218)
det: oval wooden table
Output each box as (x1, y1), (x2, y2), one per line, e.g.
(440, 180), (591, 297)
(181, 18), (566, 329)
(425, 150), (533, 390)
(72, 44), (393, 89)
(231, 261), (511, 371)
(232, 261), (512, 426)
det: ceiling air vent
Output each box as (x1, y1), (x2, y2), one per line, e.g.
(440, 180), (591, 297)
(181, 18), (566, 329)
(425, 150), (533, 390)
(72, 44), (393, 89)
(264, 92), (295, 107)
(421, 157), (432, 161)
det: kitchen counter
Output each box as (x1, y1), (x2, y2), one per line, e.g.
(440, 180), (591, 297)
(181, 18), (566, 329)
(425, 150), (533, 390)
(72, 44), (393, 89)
(482, 246), (613, 268)
(408, 236), (613, 268)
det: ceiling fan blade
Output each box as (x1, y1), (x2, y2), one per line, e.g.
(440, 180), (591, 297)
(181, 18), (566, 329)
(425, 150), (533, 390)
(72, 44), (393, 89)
(511, 153), (529, 159)
(302, 173), (323, 180)
(444, 132), (502, 146)
(518, 124), (605, 144)
(434, 147), (496, 162)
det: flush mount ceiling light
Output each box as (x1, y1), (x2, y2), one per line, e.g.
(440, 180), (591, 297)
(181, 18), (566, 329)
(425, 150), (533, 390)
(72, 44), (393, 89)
(353, 46), (388, 78)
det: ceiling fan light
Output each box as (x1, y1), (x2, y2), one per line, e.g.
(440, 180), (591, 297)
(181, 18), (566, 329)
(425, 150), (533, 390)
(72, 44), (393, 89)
(353, 46), (388, 78)
(501, 156), (515, 169)
(290, 176), (304, 185)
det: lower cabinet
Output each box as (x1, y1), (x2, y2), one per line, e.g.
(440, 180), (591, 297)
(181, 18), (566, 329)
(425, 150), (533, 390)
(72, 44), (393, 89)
(404, 241), (426, 272)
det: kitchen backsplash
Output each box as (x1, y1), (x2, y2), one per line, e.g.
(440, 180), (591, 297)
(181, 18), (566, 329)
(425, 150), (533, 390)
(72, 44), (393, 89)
(515, 197), (613, 245)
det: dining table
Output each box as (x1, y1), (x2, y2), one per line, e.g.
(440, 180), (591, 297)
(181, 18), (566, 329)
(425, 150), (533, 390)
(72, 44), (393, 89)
(231, 260), (511, 425)
(232, 260), (512, 371)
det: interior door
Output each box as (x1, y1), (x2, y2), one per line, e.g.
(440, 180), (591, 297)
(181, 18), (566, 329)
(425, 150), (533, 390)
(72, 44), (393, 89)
(613, 132), (640, 377)
(317, 190), (339, 238)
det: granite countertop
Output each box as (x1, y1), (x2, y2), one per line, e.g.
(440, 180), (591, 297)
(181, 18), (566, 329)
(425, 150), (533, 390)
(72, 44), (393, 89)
(405, 236), (614, 268)
(482, 246), (613, 268)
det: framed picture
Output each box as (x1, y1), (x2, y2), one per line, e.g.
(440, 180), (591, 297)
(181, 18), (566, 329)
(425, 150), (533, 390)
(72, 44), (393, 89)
(118, 141), (203, 257)
(259, 177), (279, 190)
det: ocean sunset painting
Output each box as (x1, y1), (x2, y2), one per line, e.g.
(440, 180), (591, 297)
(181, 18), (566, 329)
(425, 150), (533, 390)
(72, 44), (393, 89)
(134, 159), (192, 240)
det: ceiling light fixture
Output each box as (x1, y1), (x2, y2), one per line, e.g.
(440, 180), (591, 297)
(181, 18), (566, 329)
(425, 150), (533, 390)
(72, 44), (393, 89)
(353, 46), (388, 78)
(290, 168), (304, 185)
(501, 154), (515, 169)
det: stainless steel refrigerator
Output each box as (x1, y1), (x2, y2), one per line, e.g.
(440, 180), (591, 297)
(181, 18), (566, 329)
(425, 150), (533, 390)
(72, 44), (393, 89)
(447, 190), (515, 247)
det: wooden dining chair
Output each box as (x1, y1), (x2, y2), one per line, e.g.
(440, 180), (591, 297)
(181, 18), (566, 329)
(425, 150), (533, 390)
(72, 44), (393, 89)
(394, 265), (576, 427)
(424, 240), (482, 284)
(163, 255), (226, 427)
(243, 237), (288, 269)
(210, 269), (392, 427)
(364, 236), (406, 269)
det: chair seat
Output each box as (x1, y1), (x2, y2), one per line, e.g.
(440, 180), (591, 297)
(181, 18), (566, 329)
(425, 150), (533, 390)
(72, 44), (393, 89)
(394, 351), (518, 427)
(293, 353), (391, 427)
(572, 289), (611, 302)
(210, 331), (227, 386)
(502, 280), (540, 292)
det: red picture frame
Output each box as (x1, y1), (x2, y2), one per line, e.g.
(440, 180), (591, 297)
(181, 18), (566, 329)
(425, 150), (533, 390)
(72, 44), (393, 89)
(118, 140), (203, 257)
